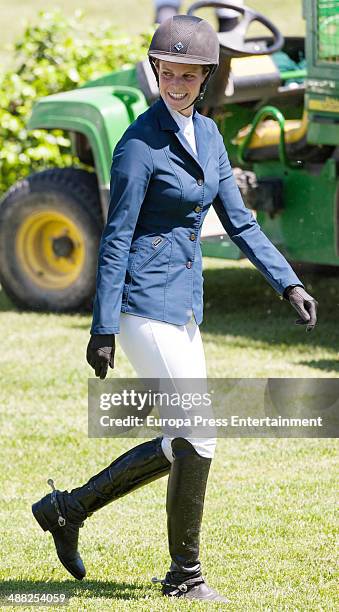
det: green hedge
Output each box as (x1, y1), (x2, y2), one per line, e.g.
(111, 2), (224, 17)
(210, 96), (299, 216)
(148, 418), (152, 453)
(0, 10), (151, 195)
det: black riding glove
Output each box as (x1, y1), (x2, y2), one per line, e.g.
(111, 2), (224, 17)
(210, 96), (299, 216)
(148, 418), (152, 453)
(284, 285), (318, 332)
(86, 334), (115, 379)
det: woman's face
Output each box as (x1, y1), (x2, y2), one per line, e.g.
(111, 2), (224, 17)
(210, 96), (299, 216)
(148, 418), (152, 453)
(157, 60), (207, 117)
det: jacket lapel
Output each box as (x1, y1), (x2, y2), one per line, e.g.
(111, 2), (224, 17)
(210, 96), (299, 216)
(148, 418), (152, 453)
(174, 129), (202, 170)
(193, 112), (210, 171)
(155, 97), (206, 175)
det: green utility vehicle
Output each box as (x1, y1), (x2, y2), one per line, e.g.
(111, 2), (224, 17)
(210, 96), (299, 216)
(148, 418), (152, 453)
(0, 0), (338, 311)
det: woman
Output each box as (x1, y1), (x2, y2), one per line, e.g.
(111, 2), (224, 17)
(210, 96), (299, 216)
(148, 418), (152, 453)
(32, 15), (317, 602)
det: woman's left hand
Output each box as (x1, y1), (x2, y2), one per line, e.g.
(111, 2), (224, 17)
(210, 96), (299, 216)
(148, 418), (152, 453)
(285, 286), (318, 332)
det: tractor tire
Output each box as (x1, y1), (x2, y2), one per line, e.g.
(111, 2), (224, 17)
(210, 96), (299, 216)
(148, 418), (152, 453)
(0, 168), (103, 312)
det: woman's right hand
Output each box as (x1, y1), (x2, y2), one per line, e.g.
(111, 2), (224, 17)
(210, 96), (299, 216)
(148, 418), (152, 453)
(86, 334), (115, 379)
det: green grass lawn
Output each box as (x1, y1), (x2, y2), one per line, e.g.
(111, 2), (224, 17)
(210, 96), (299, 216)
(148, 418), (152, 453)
(0, 257), (338, 610)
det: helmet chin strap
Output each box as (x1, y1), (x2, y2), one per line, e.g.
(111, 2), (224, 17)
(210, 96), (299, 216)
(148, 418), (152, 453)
(178, 89), (205, 113)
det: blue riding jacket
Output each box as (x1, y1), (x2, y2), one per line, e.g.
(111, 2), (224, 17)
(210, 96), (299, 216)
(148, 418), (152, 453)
(91, 97), (302, 334)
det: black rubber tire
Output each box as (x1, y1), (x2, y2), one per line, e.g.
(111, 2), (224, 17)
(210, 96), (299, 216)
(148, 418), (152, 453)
(0, 168), (103, 312)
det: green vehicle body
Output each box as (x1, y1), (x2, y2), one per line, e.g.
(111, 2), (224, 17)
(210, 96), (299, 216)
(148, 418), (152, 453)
(0, 0), (337, 313)
(27, 81), (149, 207)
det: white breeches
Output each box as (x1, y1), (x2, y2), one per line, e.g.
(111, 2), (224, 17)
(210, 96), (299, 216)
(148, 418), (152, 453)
(118, 312), (216, 461)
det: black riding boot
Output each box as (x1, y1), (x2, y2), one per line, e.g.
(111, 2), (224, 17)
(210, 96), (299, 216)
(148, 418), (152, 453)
(32, 437), (170, 580)
(153, 438), (230, 602)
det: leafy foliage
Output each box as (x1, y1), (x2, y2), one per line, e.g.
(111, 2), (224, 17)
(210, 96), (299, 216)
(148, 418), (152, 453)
(0, 10), (151, 194)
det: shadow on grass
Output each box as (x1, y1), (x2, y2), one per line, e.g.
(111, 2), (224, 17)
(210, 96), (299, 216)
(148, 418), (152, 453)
(0, 287), (93, 316)
(199, 264), (339, 351)
(0, 287), (17, 312)
(0, 287), (93, 334)
(299, 359), (339, 373)
(0, 578), (149, 602)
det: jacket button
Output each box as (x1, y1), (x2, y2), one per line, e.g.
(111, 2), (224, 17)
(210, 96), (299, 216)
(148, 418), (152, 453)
(186, 260), (192, 269)
(197, 178), (204, 186)
(190, 233), (196, 241)
(194, 206), (201, 213)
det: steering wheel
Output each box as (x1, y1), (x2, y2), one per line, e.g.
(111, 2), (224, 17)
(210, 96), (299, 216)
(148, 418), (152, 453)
(187, 1), (284, 57)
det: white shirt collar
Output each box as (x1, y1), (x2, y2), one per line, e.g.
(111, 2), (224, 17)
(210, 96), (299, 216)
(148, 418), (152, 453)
(162, 97), (197, 155)
(163, 97), (194, 129)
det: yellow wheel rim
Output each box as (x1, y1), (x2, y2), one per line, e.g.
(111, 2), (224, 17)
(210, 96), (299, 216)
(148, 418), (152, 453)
(16, 210), (85, 290)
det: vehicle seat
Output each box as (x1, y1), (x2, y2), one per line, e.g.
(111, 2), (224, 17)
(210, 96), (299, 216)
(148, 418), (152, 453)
(136, 60), (159, 104)
(223, 54), (281, 102)
(233, 111), (309, 160)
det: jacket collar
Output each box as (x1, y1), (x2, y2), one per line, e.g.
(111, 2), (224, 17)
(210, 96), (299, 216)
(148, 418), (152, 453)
(156, 96), (196, 132)
(154, 97), (208, 174)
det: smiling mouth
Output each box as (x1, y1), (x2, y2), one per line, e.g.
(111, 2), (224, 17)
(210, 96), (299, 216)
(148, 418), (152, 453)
(168, 92), (187, 100)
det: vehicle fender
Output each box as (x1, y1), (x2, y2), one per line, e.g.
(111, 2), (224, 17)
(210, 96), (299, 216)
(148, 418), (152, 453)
(27, 86), (149, 216)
